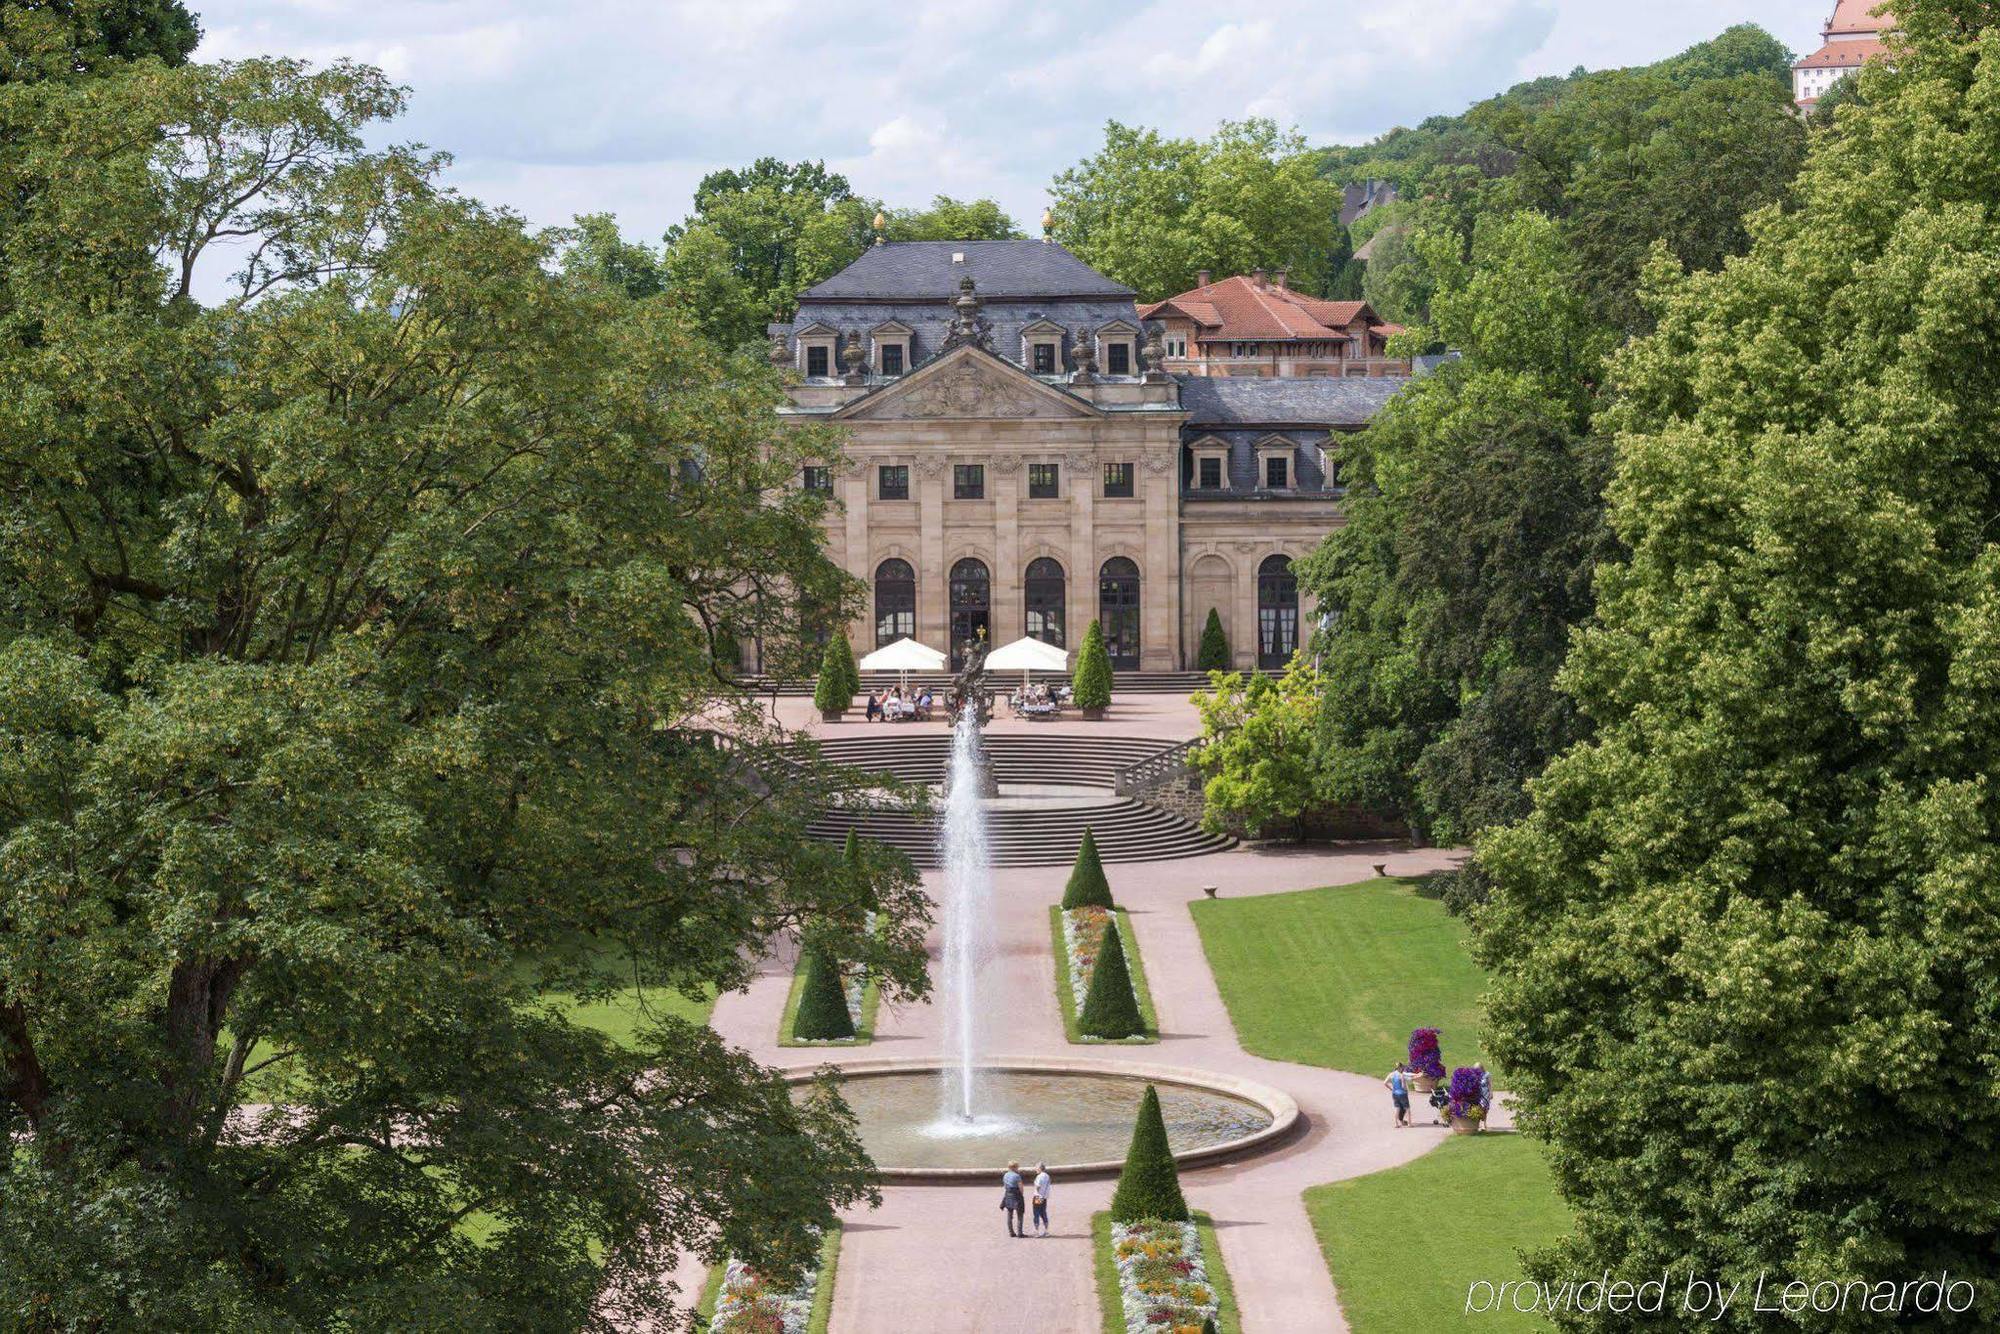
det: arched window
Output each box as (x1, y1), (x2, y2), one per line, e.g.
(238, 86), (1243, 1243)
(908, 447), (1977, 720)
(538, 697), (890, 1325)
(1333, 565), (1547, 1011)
(1098, 557), (1141, 669)
(1024, 558), (1066, 647)
(874, 559), (915, 647)
(948, 558), (991, 669)
(1257, 555), (1299, 668)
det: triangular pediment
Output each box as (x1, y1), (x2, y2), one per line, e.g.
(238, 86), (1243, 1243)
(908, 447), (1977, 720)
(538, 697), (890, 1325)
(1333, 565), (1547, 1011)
(834, 344), (1103, 422)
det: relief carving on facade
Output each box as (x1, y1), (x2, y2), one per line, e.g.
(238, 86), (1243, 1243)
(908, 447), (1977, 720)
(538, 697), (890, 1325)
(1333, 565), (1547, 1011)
(866, 359), (1068, 421)
(1143, 453), (1175, 475)
(916, 456), (947, 479)
(990, 454), (1023, 474)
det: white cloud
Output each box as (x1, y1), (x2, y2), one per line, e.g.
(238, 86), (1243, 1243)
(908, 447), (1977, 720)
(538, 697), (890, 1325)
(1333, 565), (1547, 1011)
(190, 0), (1834, 251)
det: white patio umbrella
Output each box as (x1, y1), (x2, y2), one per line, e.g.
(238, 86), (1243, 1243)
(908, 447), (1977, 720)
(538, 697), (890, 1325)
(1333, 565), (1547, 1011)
(984, 635), (1070, 690)
(858, 636), (946, 692)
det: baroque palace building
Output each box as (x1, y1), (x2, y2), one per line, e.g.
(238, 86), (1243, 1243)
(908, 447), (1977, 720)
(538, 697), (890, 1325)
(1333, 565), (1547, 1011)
(770, 239), (1408, 672)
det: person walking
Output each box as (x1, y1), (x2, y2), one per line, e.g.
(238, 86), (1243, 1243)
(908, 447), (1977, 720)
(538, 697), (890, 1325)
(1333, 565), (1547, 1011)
(865, 691), (881, 722)
(1476, 1063), (1493, 1129)
(1000, 1161), (1026, 1238)
(1031, 1163), (1052, 1237)
(1385, 1062), (1412, 1128)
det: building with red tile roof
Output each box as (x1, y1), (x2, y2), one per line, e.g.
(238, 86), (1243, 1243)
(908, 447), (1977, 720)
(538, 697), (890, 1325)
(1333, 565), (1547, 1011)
(1138, 271), (1409, 379)
(1794, 1), (1895, 110)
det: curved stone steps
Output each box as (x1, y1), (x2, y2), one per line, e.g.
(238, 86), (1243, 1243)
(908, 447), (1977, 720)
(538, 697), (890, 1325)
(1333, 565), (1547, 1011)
(803, 732), (1232, 867)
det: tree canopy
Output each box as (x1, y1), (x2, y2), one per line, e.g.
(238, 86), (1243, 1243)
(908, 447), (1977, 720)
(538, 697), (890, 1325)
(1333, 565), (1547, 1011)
(1, 0), (200, 84)
(663, 159), (1018, 348)
(0, 57), (929, 1329)
(1480, 5), (2000, 1319)
(1048, 118), (1342, 299)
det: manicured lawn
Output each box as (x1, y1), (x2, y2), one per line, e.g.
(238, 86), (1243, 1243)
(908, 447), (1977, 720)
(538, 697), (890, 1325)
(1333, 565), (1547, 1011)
(1306, 1134), (1568, 1331)
(778, 952), (883, 1046)
(533, 942), (715, 1050)
(1091, 1210), (1239, 1334)
(1051, 906), (1159, 1044)
(1190, 878), (1494, 1078)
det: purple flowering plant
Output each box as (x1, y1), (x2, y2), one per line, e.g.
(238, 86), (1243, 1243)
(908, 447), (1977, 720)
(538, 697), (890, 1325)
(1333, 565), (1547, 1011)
(1407, 1027), (1445, 1079)
(1447, 1066), (1486, 1121)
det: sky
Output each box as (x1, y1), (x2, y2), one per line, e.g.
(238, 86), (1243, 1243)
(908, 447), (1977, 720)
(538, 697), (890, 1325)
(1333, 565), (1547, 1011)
(193, 0), (1833, 248)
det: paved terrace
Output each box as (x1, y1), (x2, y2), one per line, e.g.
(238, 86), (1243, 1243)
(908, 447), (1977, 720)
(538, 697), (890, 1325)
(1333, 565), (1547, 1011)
(680, 693), (1486, 1331)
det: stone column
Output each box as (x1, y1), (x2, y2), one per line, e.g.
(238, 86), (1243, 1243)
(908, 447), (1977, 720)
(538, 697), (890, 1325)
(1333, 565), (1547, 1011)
(1143, 446), (1180, 669)
(992, 453), (1021, 645)
(1066, 448), (1096, 654)
(843, 465), (870, 654)
(1235, 547), (1260, 672)
(917, 454), (948, 653)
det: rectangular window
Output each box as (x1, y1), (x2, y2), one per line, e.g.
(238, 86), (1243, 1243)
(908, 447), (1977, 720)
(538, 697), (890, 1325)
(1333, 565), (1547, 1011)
(1028, 463), (1059, 499)
(1198, 457), (1223, 490)
(881, 343), (904, 377)
(803, 466), (833, 494)
(1265, 456), (1288, 489)
(879, 464), (909, 500)
(805, 345), (829, 377)
(1107, 342), (1131, 375)
(1032, 343), (1056, 374)
(1102, 462), (1134, 498)
(953, 463), (985, 500)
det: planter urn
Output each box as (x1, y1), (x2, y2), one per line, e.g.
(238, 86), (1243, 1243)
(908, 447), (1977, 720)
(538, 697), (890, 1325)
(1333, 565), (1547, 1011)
(820, 708), (844, 723)
(1450, 1114), (1481, 1135)
(1081, 706), (1107, 721)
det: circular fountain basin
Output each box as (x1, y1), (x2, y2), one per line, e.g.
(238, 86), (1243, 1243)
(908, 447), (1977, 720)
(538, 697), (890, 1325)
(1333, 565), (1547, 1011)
(788, 1058), (1300, 1182)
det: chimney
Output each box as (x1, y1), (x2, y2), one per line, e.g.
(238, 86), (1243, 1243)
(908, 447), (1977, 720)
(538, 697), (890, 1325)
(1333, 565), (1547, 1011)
(1251, 267), (1267, 287)
(1273, 268), (1289, 290)
(1196, 269), (1211, 288)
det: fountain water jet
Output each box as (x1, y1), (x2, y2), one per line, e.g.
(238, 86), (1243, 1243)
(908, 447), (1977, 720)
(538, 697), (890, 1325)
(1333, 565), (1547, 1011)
(937, 702), (994, 1122)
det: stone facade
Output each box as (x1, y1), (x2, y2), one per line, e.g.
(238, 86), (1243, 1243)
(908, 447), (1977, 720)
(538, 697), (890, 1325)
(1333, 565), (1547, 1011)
(771, 241), (1412, 672)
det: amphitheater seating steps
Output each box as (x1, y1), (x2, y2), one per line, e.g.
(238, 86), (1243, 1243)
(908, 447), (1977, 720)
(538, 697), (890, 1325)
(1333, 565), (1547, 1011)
(801, 733), (1232, 867)
(742, 669), (1258, 698)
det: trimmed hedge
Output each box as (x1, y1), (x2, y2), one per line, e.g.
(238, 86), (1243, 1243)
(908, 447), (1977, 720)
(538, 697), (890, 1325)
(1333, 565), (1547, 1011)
(1196, 609), (1229, 671)
(1061, 828), (1114, 910)
(1073, 619), (1112, 711)
(1079, 918), (1144, 1040)
(792, 942), (855, 1040)
(812, 634), (858, 715)
(1110, 1084), (1189, 1222)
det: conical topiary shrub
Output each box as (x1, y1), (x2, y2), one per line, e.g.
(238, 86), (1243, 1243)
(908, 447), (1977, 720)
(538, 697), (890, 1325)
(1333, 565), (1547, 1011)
(813, 634), (858, 718)
(1196, 608), (1229, 671)
(1073, 620), (1112, 713)
(1109, 1084), (1188, 1222)
(1079, 915), (1144, 1040)
(1061, 828), (1114, 910)
(792, 942), (855, 1040)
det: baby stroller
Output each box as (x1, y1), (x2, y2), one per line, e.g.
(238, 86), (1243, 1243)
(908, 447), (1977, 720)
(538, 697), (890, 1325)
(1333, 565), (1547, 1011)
(1425, 1083), (1451, 1126)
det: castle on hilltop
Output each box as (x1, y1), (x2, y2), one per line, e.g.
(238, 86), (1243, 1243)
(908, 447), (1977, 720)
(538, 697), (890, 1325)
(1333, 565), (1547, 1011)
(1794, 0), (1895, 111)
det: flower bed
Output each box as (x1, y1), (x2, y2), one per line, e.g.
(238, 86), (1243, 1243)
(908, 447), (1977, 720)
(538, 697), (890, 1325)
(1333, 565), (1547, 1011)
(1110, 1218), (1221, 1333)
(1062, 905), (1117, 1015)
(710, 1227), (838, 1334)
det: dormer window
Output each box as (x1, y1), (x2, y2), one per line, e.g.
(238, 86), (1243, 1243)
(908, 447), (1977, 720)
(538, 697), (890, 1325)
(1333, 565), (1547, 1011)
(1020, 319), (1065, 376)
(1093, 320), (1138, 377)
(1256, 435), (1294, 491)
(871, 321), (912, 378)
(795, 322), (837, 379)
(1191, 437), (1230, 491)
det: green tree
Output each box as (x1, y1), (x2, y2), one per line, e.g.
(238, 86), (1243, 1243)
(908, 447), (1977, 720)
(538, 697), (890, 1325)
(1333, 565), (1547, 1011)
(1480, 8), (2000, 1321)
(561, 212), (666, 299)
(1078, 916), (1143, 1040)
(882, 195), (1022, 242)
(1, 0), (200, 84)
(814, 634), (859, 715)
(1061, 828), (1114, 911)
(1195, 608), (1230, 671)
(1049, 118), (1342, 298)
(1109, 1085), (1188, 1222)
(663, 158), (875, 349)
(0, 58), (932, 1329)
(1073, 620), (1113, 712)
(1190, 662), (1326, 839)
(792, 942), (855, 1041)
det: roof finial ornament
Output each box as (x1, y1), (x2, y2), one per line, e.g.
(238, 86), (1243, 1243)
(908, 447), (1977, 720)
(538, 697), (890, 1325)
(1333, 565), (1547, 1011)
(1071, 326), (1097, 384)
(1041, 207), (1054, 242)
(872, 209), (886, 246)
(841, 329), (868, 384)
(941, 275), (992, 352)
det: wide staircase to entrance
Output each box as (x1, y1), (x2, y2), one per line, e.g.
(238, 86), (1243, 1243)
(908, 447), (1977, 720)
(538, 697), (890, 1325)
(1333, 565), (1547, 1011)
(744, 670), (1244, 698)
(805, 733), (1233, 868)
